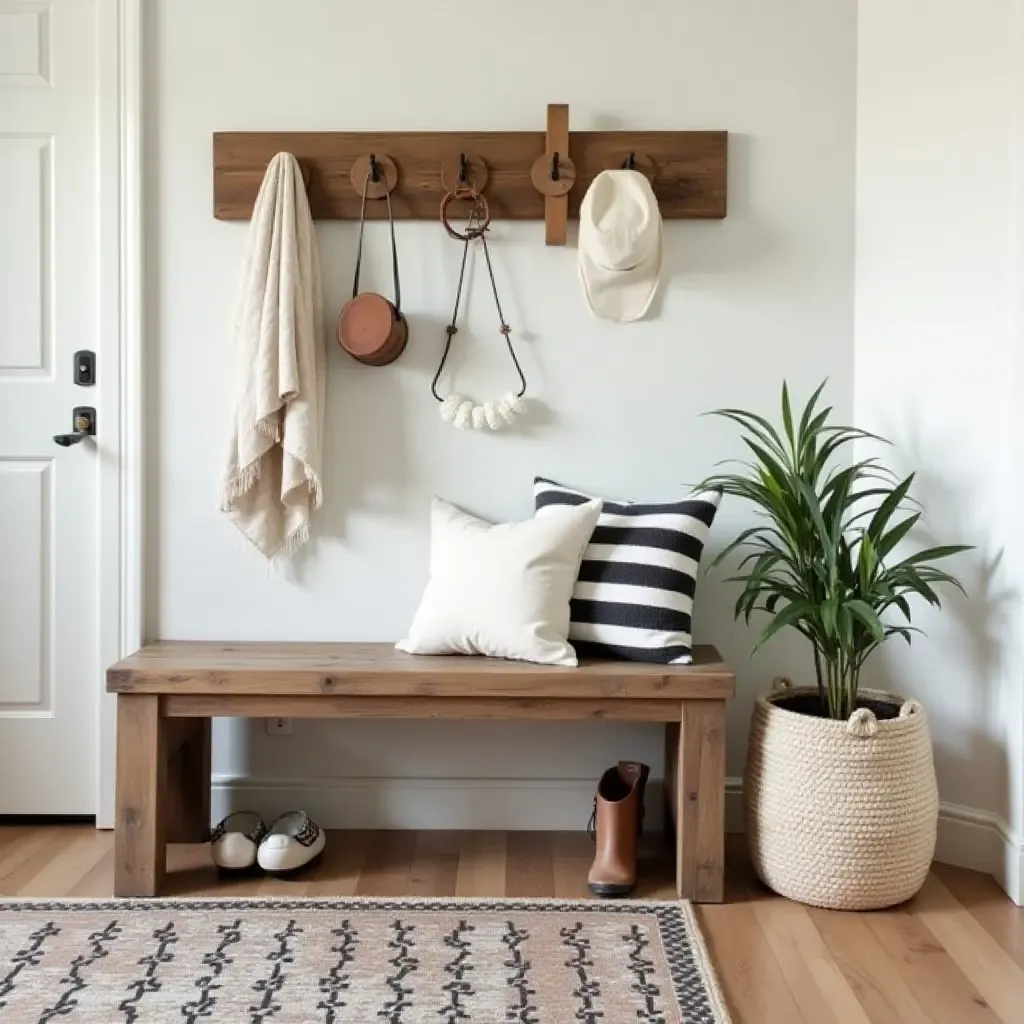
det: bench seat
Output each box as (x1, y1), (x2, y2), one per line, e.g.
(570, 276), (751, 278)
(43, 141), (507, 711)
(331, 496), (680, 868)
(107, 642), (735, 901)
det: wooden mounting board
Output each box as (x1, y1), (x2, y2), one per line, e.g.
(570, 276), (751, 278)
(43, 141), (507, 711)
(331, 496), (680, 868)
(212, 130), (727, 222)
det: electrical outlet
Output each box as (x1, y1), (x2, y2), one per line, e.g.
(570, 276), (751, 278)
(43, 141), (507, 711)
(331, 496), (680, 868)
(265, 717), (292, 736)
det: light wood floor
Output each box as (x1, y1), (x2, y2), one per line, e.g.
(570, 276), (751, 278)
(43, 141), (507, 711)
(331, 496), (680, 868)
(1, 826), (1022, 1024)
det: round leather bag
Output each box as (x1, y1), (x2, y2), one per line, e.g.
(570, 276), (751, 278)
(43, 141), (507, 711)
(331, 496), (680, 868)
(337, 293), (408, 366)
(337, 170), (407, 366)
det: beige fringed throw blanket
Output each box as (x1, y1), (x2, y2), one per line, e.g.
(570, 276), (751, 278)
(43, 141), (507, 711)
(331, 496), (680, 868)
(220, 152), (325, 560)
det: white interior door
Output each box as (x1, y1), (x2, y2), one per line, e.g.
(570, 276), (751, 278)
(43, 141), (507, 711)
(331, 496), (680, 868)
(0, 0), (105, 814)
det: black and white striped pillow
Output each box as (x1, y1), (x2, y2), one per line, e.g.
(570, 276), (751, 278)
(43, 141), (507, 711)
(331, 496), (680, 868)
(534, 478), (721, 664)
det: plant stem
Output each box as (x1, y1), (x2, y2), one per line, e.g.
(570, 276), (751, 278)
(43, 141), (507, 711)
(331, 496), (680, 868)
(826, 656), (837, 719)
(838, 656), (844, 719)
(837, 650), (845, 719)
(812, 645), (826, 713)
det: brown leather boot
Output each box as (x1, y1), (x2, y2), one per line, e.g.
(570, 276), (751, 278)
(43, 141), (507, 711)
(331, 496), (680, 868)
(587, 762), (649, 897)
(618, 761), (650, 835)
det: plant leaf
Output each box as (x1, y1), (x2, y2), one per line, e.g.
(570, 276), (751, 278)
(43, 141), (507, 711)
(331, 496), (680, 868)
(875, 512), (922, 561)
(781, 381), (795, 457)
(796, 379), (829, 440)
(752, 600), (813, 655)
(705, 409), (790, 465)
(893, 544), (973, 568)
(846, 599), (885, 643)
(867, 473), (915, 543)
(858, 531), (877, 592)
(837, 604), (854, 648)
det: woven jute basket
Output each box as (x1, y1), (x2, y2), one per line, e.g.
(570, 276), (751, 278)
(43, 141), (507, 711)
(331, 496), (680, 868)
(744, 679), (938, 910)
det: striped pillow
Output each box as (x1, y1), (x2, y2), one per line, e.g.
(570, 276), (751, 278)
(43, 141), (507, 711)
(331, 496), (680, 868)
(534, 478), (721, 664)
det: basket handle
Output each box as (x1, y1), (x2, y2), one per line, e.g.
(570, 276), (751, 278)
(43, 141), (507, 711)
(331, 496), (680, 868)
(899, 699), (923, 719)
(847, 707), (879, 738)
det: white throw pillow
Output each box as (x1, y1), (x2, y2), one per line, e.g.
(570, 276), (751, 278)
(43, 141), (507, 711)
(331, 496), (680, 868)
(397, 496), (603, 666)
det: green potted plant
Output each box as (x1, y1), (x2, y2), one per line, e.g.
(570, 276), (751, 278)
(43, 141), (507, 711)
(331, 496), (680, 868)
(702, 381), (970, 910)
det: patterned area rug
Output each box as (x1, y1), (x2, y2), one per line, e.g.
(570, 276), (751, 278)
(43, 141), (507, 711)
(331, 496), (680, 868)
(0, 898), (730, 1023)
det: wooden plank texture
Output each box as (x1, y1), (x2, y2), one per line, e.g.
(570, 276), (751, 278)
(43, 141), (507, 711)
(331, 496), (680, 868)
(455, 831), (507, 898)
(676, 699), (726, 902)
(164, 718), (211, 843)
(162, 695), (685, 721)
(933, 862), (1024, 971)
(544, 103), (570, 245)
(505, 831), (556, 898)
(865, 904), (1003, 1024)
(212, 129), (727, 221)
(912, 873), (1024, 1024)
(114, 694), (166, 897)
(107, 642), (734, 698)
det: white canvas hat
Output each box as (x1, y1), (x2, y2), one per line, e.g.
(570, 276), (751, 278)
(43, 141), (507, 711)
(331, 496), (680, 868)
(578, 169), (663, 322)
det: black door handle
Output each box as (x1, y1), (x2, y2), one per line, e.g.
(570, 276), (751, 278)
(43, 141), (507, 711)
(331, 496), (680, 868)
(53, 407), (95, 447)
(53, 431), (89, 447)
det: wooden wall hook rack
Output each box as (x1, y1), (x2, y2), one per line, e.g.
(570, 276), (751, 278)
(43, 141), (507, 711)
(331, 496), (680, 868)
(213, 103), (727, 246)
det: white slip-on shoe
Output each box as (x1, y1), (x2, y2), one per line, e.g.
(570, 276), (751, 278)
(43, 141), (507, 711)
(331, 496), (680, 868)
(210, 810), (267, 872)
(257, 811), (326, 876)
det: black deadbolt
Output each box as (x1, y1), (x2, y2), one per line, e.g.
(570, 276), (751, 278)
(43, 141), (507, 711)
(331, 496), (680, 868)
(74, 350), (95, 386)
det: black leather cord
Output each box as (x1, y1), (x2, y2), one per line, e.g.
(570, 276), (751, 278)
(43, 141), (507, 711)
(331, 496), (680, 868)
(351, 170), (401, 314)
(431, 207), (527, 403)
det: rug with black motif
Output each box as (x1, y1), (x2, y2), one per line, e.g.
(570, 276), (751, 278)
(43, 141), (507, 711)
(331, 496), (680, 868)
(0, 898), (731, 1023)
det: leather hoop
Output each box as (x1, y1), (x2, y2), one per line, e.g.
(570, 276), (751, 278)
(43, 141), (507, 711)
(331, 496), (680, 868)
(440, 187), (491, 241)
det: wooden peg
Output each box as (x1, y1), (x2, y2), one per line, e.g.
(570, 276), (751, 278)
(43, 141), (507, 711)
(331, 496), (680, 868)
(530, 103), (574, 245)
(350, 153), (399, 199)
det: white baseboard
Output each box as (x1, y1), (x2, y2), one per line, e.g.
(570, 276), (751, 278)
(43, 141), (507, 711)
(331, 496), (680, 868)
(211, 774), (667, 833)
(212, 773), (1023, 906)
(212, 773), (742, 835)
(933, 800), (1024, 906)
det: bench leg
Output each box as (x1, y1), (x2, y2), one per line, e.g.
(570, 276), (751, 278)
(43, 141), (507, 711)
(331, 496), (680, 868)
(664, 721), (679, 846)
(673, 700), (726, 903)
(166, 719), (212, 843)
(115, 694), (167, 897)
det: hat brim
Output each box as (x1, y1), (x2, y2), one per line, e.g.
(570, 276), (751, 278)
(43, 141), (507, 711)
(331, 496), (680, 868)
(578, 230), (663, 323)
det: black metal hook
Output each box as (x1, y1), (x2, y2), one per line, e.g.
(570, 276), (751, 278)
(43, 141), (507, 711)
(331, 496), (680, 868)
(623, 152), (636, 171)
(369, 153), (381, 184)
(458, 152), (469, 183)
(550, 152), (560, 181)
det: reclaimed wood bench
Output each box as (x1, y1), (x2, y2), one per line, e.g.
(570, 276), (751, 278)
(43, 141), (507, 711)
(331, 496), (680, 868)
(107, 642), (735, 901)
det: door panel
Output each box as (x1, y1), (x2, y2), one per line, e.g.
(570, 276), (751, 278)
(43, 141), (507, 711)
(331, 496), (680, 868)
(0, 0), (100, 813)
(0, 3), (51, 87)
(0, 460), (50, 706)
(0, 136), (49, 370)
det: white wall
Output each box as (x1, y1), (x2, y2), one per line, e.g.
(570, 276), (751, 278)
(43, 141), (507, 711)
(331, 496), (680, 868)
(856, 0), (1024, 900)
(145, 0), (857, 826)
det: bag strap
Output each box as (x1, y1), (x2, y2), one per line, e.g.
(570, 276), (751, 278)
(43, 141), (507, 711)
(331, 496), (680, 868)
(351, 171), (401, 314)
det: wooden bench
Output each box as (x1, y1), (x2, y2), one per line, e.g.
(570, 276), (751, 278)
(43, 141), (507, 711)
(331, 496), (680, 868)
(107, 642), (735, 901)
